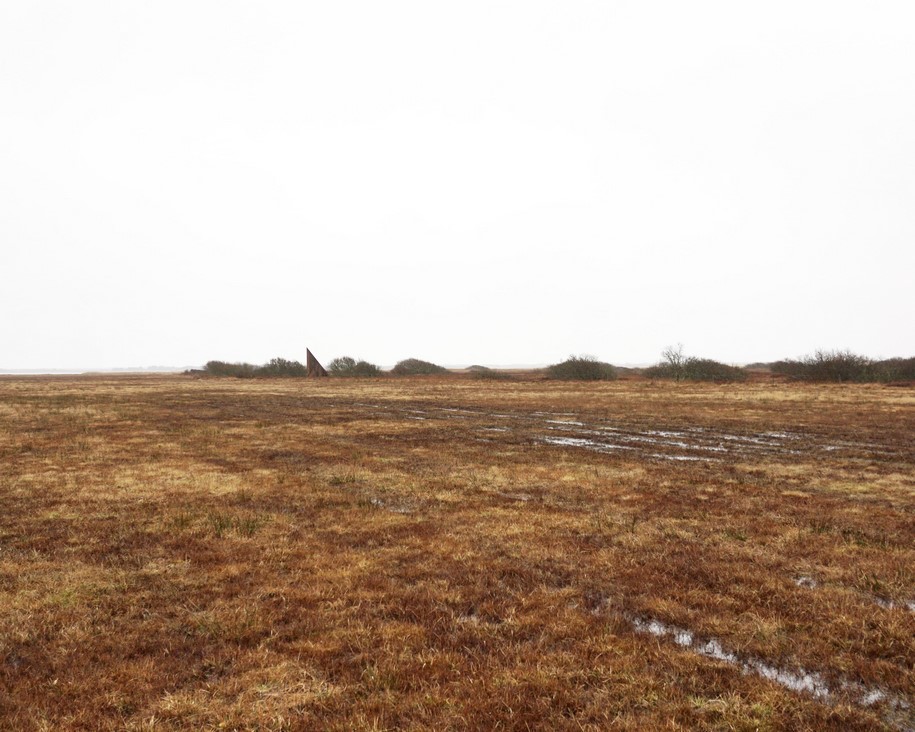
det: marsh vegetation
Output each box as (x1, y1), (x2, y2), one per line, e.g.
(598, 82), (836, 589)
(0, 374), (912, 730)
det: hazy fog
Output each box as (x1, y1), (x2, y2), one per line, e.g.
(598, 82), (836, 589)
(2, 2), (913, 369)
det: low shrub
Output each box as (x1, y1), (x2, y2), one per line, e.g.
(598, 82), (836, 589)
(644, 348), (746, 382)
(204, 357), (307, 378)
(873, 357), (915, 382)
(328, 356), (383, 377)
(681, 358), (747, 382)
(467, 365), (513, 381)
(772, 350), (871, 382)
(546, 355), (617, 381)
(801, 350), (873, 382)
(204, 361), (258, 378)
(772, 351), (915, 382)
(769, 360), (807, 379)
(643, 363), (676, 379)
(391, 358), (449, 376)
(257, 357), (308, 377)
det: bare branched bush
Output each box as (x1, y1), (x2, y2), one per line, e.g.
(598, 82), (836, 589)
(328, 356), (382, 377)
(874, 357), (915, 381)
(661, 343), (686, 381)
(545, 355), (617, 381)
(773, 350), (873, 382)
(257, 357), (308, 377)
(804, 350), (873, 382)
(645, 346), (746, 382)
(328, 356), (357, 374)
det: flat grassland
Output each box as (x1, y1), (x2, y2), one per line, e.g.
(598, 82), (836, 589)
(0, 375), (913, 731)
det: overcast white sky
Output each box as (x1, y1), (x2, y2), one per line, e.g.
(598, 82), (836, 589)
(1, 2), (913, 369)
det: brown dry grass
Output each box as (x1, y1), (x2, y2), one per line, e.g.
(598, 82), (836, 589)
(0, 374), (912, 730)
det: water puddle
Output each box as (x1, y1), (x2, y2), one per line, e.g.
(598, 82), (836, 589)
(629, 616), (912, 728)
(644, 429), (692, 438)
(795, 576), (818, 589)
(538, 419), (815, 461)
(649, 453), (716, 462)
(542, 436), (633, 452)
(631, 616), (828, 698)
(494, 491), (534, 502)
(874, 597), (915, 612)
(607, 433), (694, 449)
(367, 497), (412, 514)
(350, 401), (901, 464)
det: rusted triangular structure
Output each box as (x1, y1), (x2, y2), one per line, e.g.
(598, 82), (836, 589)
(306, 348), (328, 377)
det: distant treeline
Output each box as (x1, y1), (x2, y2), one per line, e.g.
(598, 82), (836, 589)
(541, 349), (915, 383)
(197, 349), (915, 383)
(200, 356), (412, 378)
(641, 347), (914, 383)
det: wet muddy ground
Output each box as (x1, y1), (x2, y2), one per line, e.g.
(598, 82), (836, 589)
(1, 375), (913, 730)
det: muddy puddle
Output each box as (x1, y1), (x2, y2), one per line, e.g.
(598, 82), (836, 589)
(536, 422), (795, 462)
(795, 576), (819, 589)
(631, 616), (829, 697)
(543, 436), (634, 452)
(532, 416), (906, 462)
(875, 598), (915, 612)
(628, 615), (913, 729)
(367, 497), (412, 514)
(348, 401), (902, 464)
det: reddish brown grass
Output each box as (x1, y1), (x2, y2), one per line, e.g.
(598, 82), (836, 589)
(0, 375), (912, 730)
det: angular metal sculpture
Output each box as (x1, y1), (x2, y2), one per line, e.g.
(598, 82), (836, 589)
(306, 348), (328, 377)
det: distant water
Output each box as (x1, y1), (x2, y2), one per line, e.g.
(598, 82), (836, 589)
(0, 368), (189, 375)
